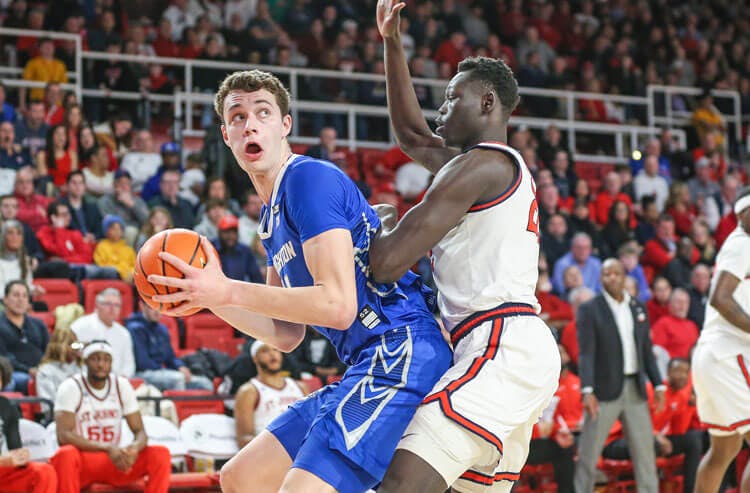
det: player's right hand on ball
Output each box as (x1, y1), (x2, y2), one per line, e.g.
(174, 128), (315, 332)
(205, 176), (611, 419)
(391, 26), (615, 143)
(376, 0), (406, 38)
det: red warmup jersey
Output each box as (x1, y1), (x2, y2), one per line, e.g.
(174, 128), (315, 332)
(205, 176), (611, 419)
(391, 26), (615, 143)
(592, 192), (635, 227)
(532, 371), (583, 439)
(646, 299), (670, 325)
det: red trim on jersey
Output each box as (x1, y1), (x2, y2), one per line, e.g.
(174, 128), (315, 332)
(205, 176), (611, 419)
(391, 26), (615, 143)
(704, 418), (750, 432)
(422, 319), (505, 455)
(450, 303), (536, 347)
(466, 142), (523, 213)
(460, 470), (521, 485)
(73, 375), (84, 412)
(738, 355), (750, 389)
(81, 374), (111, 401)
(114, 376), (123, 409)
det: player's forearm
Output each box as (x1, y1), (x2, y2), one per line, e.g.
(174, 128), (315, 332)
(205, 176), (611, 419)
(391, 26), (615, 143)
(211, 306), (305, 352)
(131, 429), (147, 452)
(57, 430), (111, 452)
(713, 298), (750, 333)
(384, 36), (433, 148)
(225, 280), (357, 331)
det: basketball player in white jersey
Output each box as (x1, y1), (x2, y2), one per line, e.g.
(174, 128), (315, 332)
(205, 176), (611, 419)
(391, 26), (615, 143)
(372, 1), (560, 491)
(234, 340), (307, 448)
(50, 341), (172, 493)
(693, 186), (750, 493)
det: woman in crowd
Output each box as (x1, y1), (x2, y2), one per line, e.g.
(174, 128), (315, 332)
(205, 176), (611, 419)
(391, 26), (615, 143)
(0, 220), (45, 309)
(135, 206), (173, 251)
(665, 182), (698, 236)
(36, 125), (78, 190)
(196, 176), (242, 220)
(78, 124), (117, 171)
(63, 104), (84, 153)
(35, 328), (82, 406)
(81, 146), (115, 197)
(602, 200), (635, 257)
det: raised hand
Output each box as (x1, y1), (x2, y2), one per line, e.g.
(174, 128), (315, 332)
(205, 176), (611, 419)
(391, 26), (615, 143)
(376, 0), (406, 38)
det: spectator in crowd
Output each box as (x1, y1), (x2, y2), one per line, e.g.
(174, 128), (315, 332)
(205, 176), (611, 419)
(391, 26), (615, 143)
(687, 156), (720, 204)
(559, 286), (594, 368)
(618, 243), (651, 303)
(194, 198), (228, 240)
(561, 265), (585, 299)
(665, 182), (697, 237)
(630, 138), (671, 180)
(15, 166), (52, 231)
(641, 214), (678, 274)
(98, 170), (149, 246)
(20, 38), (68, 107)
(87, 9), (122, 52)
(234, 340), (307, 448)
(0, 194), (44, 264)
(526, 344), (579, 493)
(61, 170), (102, 241)
(141, 142), (183, 202)
(213, 215), (263, 283)
(593, 171), (633, 226)
(51, 340), (171, 493)
(70, 289), (135, 378)
(687, 264), (710, 329)
(195, 177), (242, 222)
(704, 175), (738, 232)
(516, 25), (556, 72)
(574, 259), (663, 493)
(552, 232), (602, 295)
(651, 288), (699, 359)
(43, 83), (64, 127)
(663, 237), (696, 289)
(14, 101), (48, 157)
(0, 83), (16, 124)
(0, 355), (57, 493)
(146, 169), (195, 229)
(36, 125), (78, 190)
(136, 207), (173, 251)
(35, 328), (82, 404)
(119, 130), (163, 194)
(306, 127), (348, 164)
(550, 150), (577, 200)
(542, 213), (570, 269)
(290, 327), (347, 385)
(0, 122), (32, 174)
(0, 281), (48, 392)
(93, 215), (136, 283)
(634, 156), (669, 213)
(601, 200), (635, 258)
(691, 88), (725, 149)
(82, 146), (115, 197)
(238, 190), (262, 248)
(63, 104), (84, 153)
(538, 125), (568, 168)
(647, 276), (672, 325)
(78, 124), (117, 172)
(536, 264), (574, 331)
(126, 301), (213, 391)
(635, 196), (659, 246)
(0, 220), (44, 299)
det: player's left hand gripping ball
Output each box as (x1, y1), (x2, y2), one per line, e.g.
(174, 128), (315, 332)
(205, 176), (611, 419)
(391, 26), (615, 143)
(149, 236), (229, 316)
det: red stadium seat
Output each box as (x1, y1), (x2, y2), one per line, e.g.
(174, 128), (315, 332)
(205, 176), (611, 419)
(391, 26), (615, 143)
(33, 279), (79, 311)
(0, 392), (34, 420)
(163, 390), (225, 423)
(84, 473), (213, 492)
(300, 376), (323, 392)
(128, 378), (145, 390)
(81, 280), (134, 320)
(291, 143), (308, 155)
(183, 313), (234, 351)
(29, 311), (55, 333)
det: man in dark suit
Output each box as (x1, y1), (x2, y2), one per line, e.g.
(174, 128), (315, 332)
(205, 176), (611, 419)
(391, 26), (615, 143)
(61, 170), (102, 240)
(574, 258), (665, 493)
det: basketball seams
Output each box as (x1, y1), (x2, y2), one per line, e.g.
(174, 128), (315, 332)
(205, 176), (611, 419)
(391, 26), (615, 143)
(137, 254), (163, 312)
(161, 230), (176, 310)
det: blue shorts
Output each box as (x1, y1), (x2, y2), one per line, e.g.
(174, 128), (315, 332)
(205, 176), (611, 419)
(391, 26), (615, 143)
(268, 323), (451, 493)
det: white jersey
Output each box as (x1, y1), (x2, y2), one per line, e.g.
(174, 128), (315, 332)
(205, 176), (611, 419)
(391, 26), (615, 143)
(251, 377), (305, 432)
(55, 373), (139, 446)
(431, 142), (540, 332)
(698, 226), (750, 358)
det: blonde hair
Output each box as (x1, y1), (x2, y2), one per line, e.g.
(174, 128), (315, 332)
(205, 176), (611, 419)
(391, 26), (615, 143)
(140, 206), (173, 238)
(214, 70), (291, 122)
(40, 328), (82, 366)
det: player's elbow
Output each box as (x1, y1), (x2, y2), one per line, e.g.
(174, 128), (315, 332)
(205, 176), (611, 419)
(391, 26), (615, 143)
(275, 330), (305, 353)
(327, 299), (358, 330)
(369, 249), (402, 284)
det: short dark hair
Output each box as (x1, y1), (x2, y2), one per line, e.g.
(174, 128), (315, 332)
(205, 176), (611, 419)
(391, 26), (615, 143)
(205, 198), (227, 211)
(66, 169), (85, 184)
(0, 356), (12, 389)
(641, 195), (656, 209)
(4, 279), (28, 297)
(214, 70), (291, 122)
(657, 213), (675, 224)
(457, 56), (520, 121)
(47, 200), (67, 218)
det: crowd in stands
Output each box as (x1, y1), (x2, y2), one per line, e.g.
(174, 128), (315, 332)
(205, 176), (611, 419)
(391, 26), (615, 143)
(0, 0), (746, 491)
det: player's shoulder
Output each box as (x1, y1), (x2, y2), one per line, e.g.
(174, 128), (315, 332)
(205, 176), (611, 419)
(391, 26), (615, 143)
(58, 376), (81, 394)
(114, 375), (135, 392)
(236, 380), (259, 399)
(284, 154), (347, 190)
(723, 227), (750, 249)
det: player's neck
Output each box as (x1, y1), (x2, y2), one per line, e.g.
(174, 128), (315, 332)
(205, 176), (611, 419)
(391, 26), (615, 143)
(247, 147), (293, 205)
(466, 128), (507, 148)
(258, 371), (285, 389)
(86, 375), (108, 390)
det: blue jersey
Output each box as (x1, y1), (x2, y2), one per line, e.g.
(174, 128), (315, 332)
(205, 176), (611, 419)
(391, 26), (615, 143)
(260, 154), (435, 365)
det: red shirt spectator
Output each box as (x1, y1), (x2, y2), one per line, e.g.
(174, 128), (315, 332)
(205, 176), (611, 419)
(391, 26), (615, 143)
(647, 276), (672, 325)
(537, 290), (574, 329)
(433, 32), (470, 73)
(641, 215), (677, 273)
(36, 202), (94, 264)
(593, 171), (635, 226)
(560, 320), (579, 365)
(715, 212), (738, 248)
(13, 168), (50, 231)
(650, 289), (699, 359)
(556, 368), (583, 431)
(152, 18), (181, 58)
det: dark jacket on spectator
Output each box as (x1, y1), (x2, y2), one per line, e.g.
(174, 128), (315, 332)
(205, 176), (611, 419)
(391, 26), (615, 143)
(290, 329), (346, 377)
(61, 197), (103, 239)
(212, 240), (263, 283)
(126, 312), (183, 372)
(147, 195), (195, 230)
(0, 312), (48, 372)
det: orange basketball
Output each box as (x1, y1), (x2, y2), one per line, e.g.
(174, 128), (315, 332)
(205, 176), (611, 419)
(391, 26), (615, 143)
(133, 228), (216, 317)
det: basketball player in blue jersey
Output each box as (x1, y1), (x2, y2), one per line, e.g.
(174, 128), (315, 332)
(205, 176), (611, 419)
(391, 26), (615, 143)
(146, 70), (451, 493)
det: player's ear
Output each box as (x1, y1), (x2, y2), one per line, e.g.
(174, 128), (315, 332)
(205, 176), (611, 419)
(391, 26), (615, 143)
(482, 91), (496, 114)
(281, 114), (292, 138)
(220, 124), (230, 147)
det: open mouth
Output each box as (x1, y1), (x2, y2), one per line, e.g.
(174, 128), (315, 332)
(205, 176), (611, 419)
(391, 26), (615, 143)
(245, 142), (263, 157)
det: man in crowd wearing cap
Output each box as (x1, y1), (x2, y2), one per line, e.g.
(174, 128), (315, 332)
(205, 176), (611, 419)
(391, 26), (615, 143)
(51, 340), (171, 493)
(71, 288), (135, 378)
(0, 355), (57, 492)
(234, 340), (307, 448)
(61, 171), (103, 242)
(93, 215), (136, 283)
(693, 186), (750, 492)
(119, 130), (163, 194)
(146, 169), (195, 229)
(97, 170), (149, 246)
(126, 300), (213, 391)
(141, 141), (182, 202)
(212, 214), (263, 283)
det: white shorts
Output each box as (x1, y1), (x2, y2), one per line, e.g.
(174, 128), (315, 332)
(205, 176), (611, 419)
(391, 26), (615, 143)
(397, 304), (560, 493)
(693, 342), (750, 436)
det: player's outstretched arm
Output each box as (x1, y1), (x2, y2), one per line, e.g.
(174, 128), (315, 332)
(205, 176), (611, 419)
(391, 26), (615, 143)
(710, 271), (750, 333)
(370, 152), (507, 283)
(378, 0), (459, 173)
